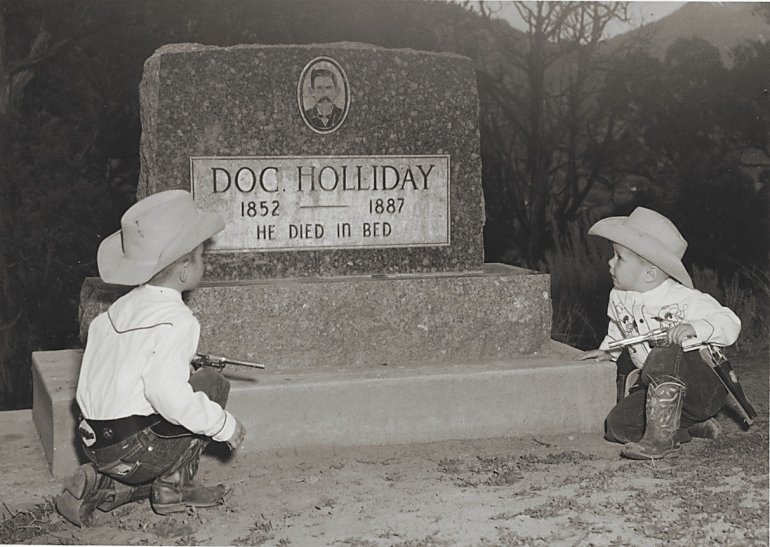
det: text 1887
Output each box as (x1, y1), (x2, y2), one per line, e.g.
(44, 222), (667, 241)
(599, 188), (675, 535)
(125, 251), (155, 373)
(369, 198), (404, 214)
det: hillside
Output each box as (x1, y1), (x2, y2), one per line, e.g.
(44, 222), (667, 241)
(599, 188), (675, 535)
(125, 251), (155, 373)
(609, 2), (769, 64)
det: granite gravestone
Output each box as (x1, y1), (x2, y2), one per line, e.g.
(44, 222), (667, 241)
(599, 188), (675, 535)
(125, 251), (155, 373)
(139, 42), (483, 279)
(80, 42), (553, 369)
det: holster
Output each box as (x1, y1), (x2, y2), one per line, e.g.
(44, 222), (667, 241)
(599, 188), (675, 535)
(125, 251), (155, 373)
(615, 350), (638, 402)
(698, 347), (756, 426)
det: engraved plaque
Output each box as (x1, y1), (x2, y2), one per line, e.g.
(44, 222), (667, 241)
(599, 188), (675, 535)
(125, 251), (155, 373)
(190, 155), (450, 251)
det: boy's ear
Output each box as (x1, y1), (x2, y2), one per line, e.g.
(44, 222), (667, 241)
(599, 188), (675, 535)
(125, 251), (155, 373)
(644, 265), (660, 283)
(177, 259), (190, 283)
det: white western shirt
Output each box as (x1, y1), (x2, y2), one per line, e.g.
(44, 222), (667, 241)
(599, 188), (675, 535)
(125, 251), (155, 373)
(599, 278), (741, 369)
(76, 284), (235, 442)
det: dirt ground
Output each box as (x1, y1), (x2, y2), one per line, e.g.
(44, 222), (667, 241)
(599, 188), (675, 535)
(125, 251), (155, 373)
(2, 355), (768, 546)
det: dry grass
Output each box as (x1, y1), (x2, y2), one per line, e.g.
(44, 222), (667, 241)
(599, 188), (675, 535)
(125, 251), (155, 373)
(541, 220), (613, 350)
(0, 500), (69, 545)
(693, 265), (770, 357)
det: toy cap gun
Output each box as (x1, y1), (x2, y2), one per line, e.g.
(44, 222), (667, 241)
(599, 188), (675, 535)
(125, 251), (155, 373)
(607, 328), (703, 352)
(608, 329), (756, 427)
(192, 353), (266, 372)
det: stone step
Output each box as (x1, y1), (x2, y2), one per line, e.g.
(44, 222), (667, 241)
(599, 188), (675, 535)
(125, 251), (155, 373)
(78, 263), (553, 369)
(32, 345), (615, 479)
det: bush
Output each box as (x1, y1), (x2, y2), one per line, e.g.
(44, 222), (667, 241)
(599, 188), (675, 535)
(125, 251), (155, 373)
(540, 220), (613, 350)
(693, 265), (770, 357)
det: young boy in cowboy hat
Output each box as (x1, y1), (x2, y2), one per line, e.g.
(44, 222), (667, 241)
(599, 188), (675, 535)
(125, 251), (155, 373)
(577, 207), (741, 460)
(55, 190), (246, 526)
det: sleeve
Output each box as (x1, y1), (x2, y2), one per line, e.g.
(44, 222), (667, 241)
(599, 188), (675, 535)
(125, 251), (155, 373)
(684, 288), (741, 346)
(141, 313), (235, 441)
(598, 294), (623, 361)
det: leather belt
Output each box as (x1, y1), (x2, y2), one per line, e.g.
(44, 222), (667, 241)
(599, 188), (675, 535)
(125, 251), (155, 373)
(80, 414), (162, 450)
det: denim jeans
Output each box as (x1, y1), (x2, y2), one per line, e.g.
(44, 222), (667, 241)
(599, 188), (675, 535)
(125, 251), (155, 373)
(80, 367), (230, 485)
(605, 344), (728, 444)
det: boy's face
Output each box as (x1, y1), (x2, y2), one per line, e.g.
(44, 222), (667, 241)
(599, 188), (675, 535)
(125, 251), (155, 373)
(608, 243), (653, 292)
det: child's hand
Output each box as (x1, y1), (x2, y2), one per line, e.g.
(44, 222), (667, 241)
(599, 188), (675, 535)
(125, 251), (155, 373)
(667, 323), (697, 345)
(225, 418), (246, 451)
(576, 349), (613, 362)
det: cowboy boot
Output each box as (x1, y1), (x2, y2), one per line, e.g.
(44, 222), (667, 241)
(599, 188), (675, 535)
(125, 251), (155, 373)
(687, 417), (722, 440)
(97, 481), (153, 513)
(55, 463), (109, 526)
(622, 375), (686, 460)
(55, 463), (152, 526)
(150, 438), (231, 515)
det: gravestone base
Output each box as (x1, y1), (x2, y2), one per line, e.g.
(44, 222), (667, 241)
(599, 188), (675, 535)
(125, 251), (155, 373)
(32, 345), (616, 479)
(79, 264), (552, 368)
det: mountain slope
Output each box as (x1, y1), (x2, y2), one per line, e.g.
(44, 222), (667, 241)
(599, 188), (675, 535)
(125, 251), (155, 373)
(610, 2), (768, 64)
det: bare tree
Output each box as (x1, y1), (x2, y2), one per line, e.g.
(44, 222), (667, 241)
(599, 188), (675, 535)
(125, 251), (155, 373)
(0, 0), (126, 118)
(0, 0), (73, 116)
(0, 0), (117, 408)
(474, 1), (639, 263)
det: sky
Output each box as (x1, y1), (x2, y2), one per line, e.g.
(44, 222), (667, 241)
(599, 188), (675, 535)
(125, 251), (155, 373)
(479, 1), (686, 37)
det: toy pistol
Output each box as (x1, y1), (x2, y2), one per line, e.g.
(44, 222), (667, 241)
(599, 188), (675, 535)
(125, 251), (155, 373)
(191, 352), (266, 371)
(607, 328), (703, 352)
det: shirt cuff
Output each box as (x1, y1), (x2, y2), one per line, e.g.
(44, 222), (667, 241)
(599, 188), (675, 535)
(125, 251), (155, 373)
(211, 410), (236, 442)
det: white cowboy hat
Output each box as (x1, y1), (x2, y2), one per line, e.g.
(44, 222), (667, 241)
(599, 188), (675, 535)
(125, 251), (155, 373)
(589, 207), (693, 289)
(97, 190), (225, 285)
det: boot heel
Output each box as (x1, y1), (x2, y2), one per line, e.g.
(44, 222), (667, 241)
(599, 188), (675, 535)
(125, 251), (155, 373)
(152, 495), (227, 515)
(151, 482), (231, 515)
(622, 440), (681, 460)
(150, 502), (188, 515)
(62, 464), (97, 499)
(55, 464), (101, 527)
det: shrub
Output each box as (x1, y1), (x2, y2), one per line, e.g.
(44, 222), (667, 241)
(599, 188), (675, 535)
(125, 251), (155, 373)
(693, 265), (770, 357)
(541, 220), (613, 350)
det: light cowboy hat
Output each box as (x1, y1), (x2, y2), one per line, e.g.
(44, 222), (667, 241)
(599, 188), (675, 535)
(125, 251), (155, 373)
(97, 190), (225, 286)
(589, 207), (693, 289)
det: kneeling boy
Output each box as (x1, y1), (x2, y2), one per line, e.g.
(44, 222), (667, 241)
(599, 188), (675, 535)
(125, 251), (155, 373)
(55, 190), (246, 525)
(578, 207), (741, 460)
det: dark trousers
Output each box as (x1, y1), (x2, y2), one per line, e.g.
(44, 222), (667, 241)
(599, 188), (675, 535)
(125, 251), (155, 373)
(80, 368), (230, 485)
(605, 345), (728, 444)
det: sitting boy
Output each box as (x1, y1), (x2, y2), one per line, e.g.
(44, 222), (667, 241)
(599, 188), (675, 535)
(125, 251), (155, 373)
(577, 207), (741, 460)
(55, 190), (246, 525)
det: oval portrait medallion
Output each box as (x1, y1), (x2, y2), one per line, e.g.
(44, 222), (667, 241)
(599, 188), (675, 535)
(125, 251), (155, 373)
(298, 56), (350, 134)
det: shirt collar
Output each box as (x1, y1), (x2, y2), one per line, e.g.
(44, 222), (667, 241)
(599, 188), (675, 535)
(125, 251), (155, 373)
(615, 278), (677, 300)
(643, 278), (677, 299)
(142, 283), (183, 300)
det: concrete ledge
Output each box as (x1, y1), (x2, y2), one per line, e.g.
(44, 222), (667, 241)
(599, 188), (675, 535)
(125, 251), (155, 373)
(32, 344), (615, 478)
(79, 263), (553, 369)
(32, 350), (84, 479)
